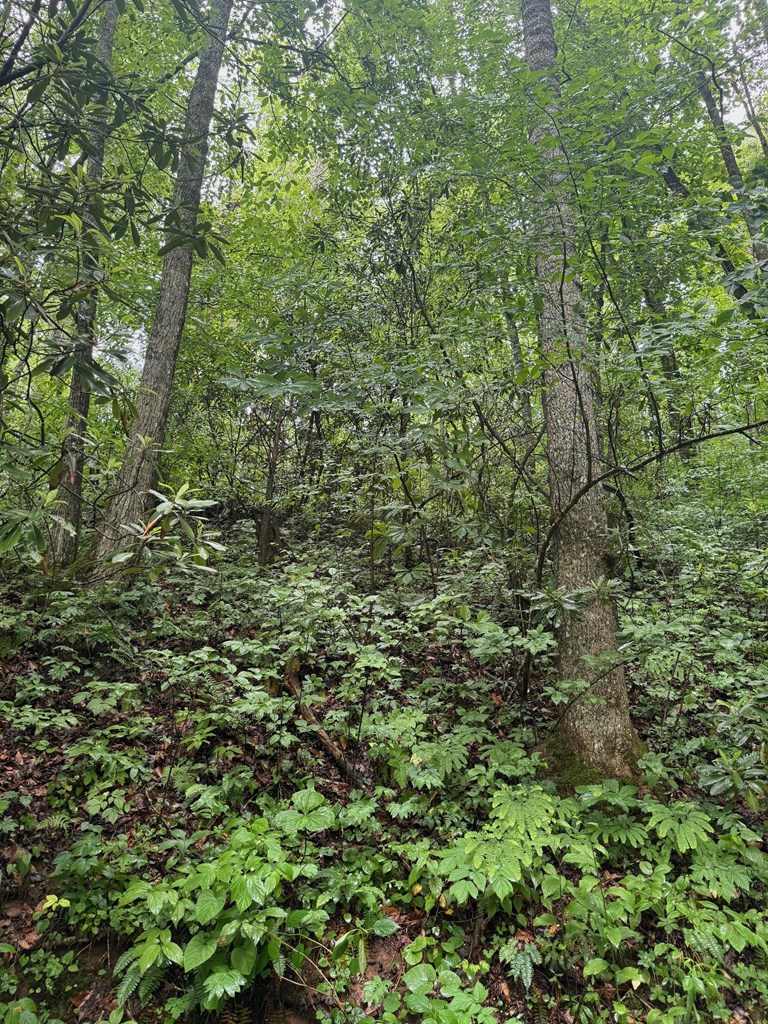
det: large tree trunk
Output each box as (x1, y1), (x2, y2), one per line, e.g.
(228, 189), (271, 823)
(50, 0), (119, 570)
(89, 0), (233, 567)
(521, 0), (640, 780)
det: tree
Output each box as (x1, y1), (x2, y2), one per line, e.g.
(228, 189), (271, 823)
(49, 0), (119, 569)
(89, 0), (234, 567)
(520, 0), (640, 779)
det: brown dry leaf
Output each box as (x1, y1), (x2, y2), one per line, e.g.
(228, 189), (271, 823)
(16, 927), (42, 950)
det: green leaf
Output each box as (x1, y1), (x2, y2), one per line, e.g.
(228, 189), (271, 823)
(138, 942), (161, 974)
(304, 805), (335, 831)
(195, 891), (226, 925)
(583, 957), (609, 978)
(0, 524), (22, 551)
(203, 968), (246, 1000)
(162, 941), (184, 966)
(183, 933), (218, 972)
(402, 962), (436, 995)
(293, 788), (325, 813)
(713, 307), (735, 327)
(231, 943), (257, 977)
(371, 916), (399, 937)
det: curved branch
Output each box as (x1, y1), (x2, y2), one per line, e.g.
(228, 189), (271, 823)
(535, 417), (768, 583)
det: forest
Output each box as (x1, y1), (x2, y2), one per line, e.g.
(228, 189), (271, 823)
(1, 0), (768, 1020)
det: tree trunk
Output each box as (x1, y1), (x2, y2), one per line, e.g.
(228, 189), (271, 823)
(697, 68), (768, 266)
(258, 409), (283, 567)
(89, 0), (233, 566)
(50, 0), (119, 570)
(642, 287), (692, 454)
(521, 0), (640, 780)
(503, 305), (534, 437)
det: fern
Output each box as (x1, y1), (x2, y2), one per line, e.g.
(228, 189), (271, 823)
(165, 980), (202, 1021)
(586, 812), (648, 850)
(392, 737), (471, 790)
(530, 984), (548, 1024)
(36, 811), (70, 832)
(138, 963), (165, 1004)
(491, 785), (555, 846)
(685, 927), (723, 962)
(499, 939), (542, 990)
(114, 948), (140, 976)
(117, 964), (142, 1007)
(689, 850), (753, 902)
(221, 1006), (251, 1024)
(271, 954), (286, 978)
(647, 801), (713, 853)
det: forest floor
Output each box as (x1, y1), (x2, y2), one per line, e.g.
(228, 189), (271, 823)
(2, 529), (768, 1024)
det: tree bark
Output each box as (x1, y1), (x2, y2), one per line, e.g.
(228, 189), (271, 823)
(89, 0), (233, 566)
(50, 0), (119, 570)
(503, 305), (534, 436)
(697, 68), (768, 266)
(642, 287), (692, 454)
(521, 0), (640, 779)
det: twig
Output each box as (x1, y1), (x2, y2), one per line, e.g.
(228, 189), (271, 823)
(283, 657), (368, 789)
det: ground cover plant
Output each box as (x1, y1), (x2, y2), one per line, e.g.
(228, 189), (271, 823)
(2, 503), (768, 1023)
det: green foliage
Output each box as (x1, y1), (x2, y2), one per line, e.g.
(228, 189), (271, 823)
(499, 938), (542, 991)
(3, 0), (768, 1019)
(2, 546), (768, 1023)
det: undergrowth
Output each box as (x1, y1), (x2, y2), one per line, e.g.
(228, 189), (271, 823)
(1, 524), (767, 1024)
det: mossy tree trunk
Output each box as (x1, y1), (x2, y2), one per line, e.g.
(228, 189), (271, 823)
(521, 0), (640, 780)
(89, 0), (233, 567)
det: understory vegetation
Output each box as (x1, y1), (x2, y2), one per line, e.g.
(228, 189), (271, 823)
(3, 467), (768, 1023)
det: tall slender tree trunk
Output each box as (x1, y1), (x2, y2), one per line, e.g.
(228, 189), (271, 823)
(50, 0), (119, 569)
(89, 0), (233, 567)
(503, 305), (534, 437)
(642, 287), (692, 453)
(258, 409), (283, 567)
(521, 0), (640, 779)
(697, 68), (768, 265)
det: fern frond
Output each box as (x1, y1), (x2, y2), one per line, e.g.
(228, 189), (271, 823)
(117, 964), (142, 1007)
(499, 939), (542, 991)
(114, 948), (140, 976)
(690, 848), (753, 902)
(647, 802), (713, 853)
(138, 963), (165, 1004)
(587, 812), (648, 850)
(36, 812), (70, 831)
(685, 927), (723, 962)
(530, 984), (548, 1024)
(491, 785), (555, 847)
